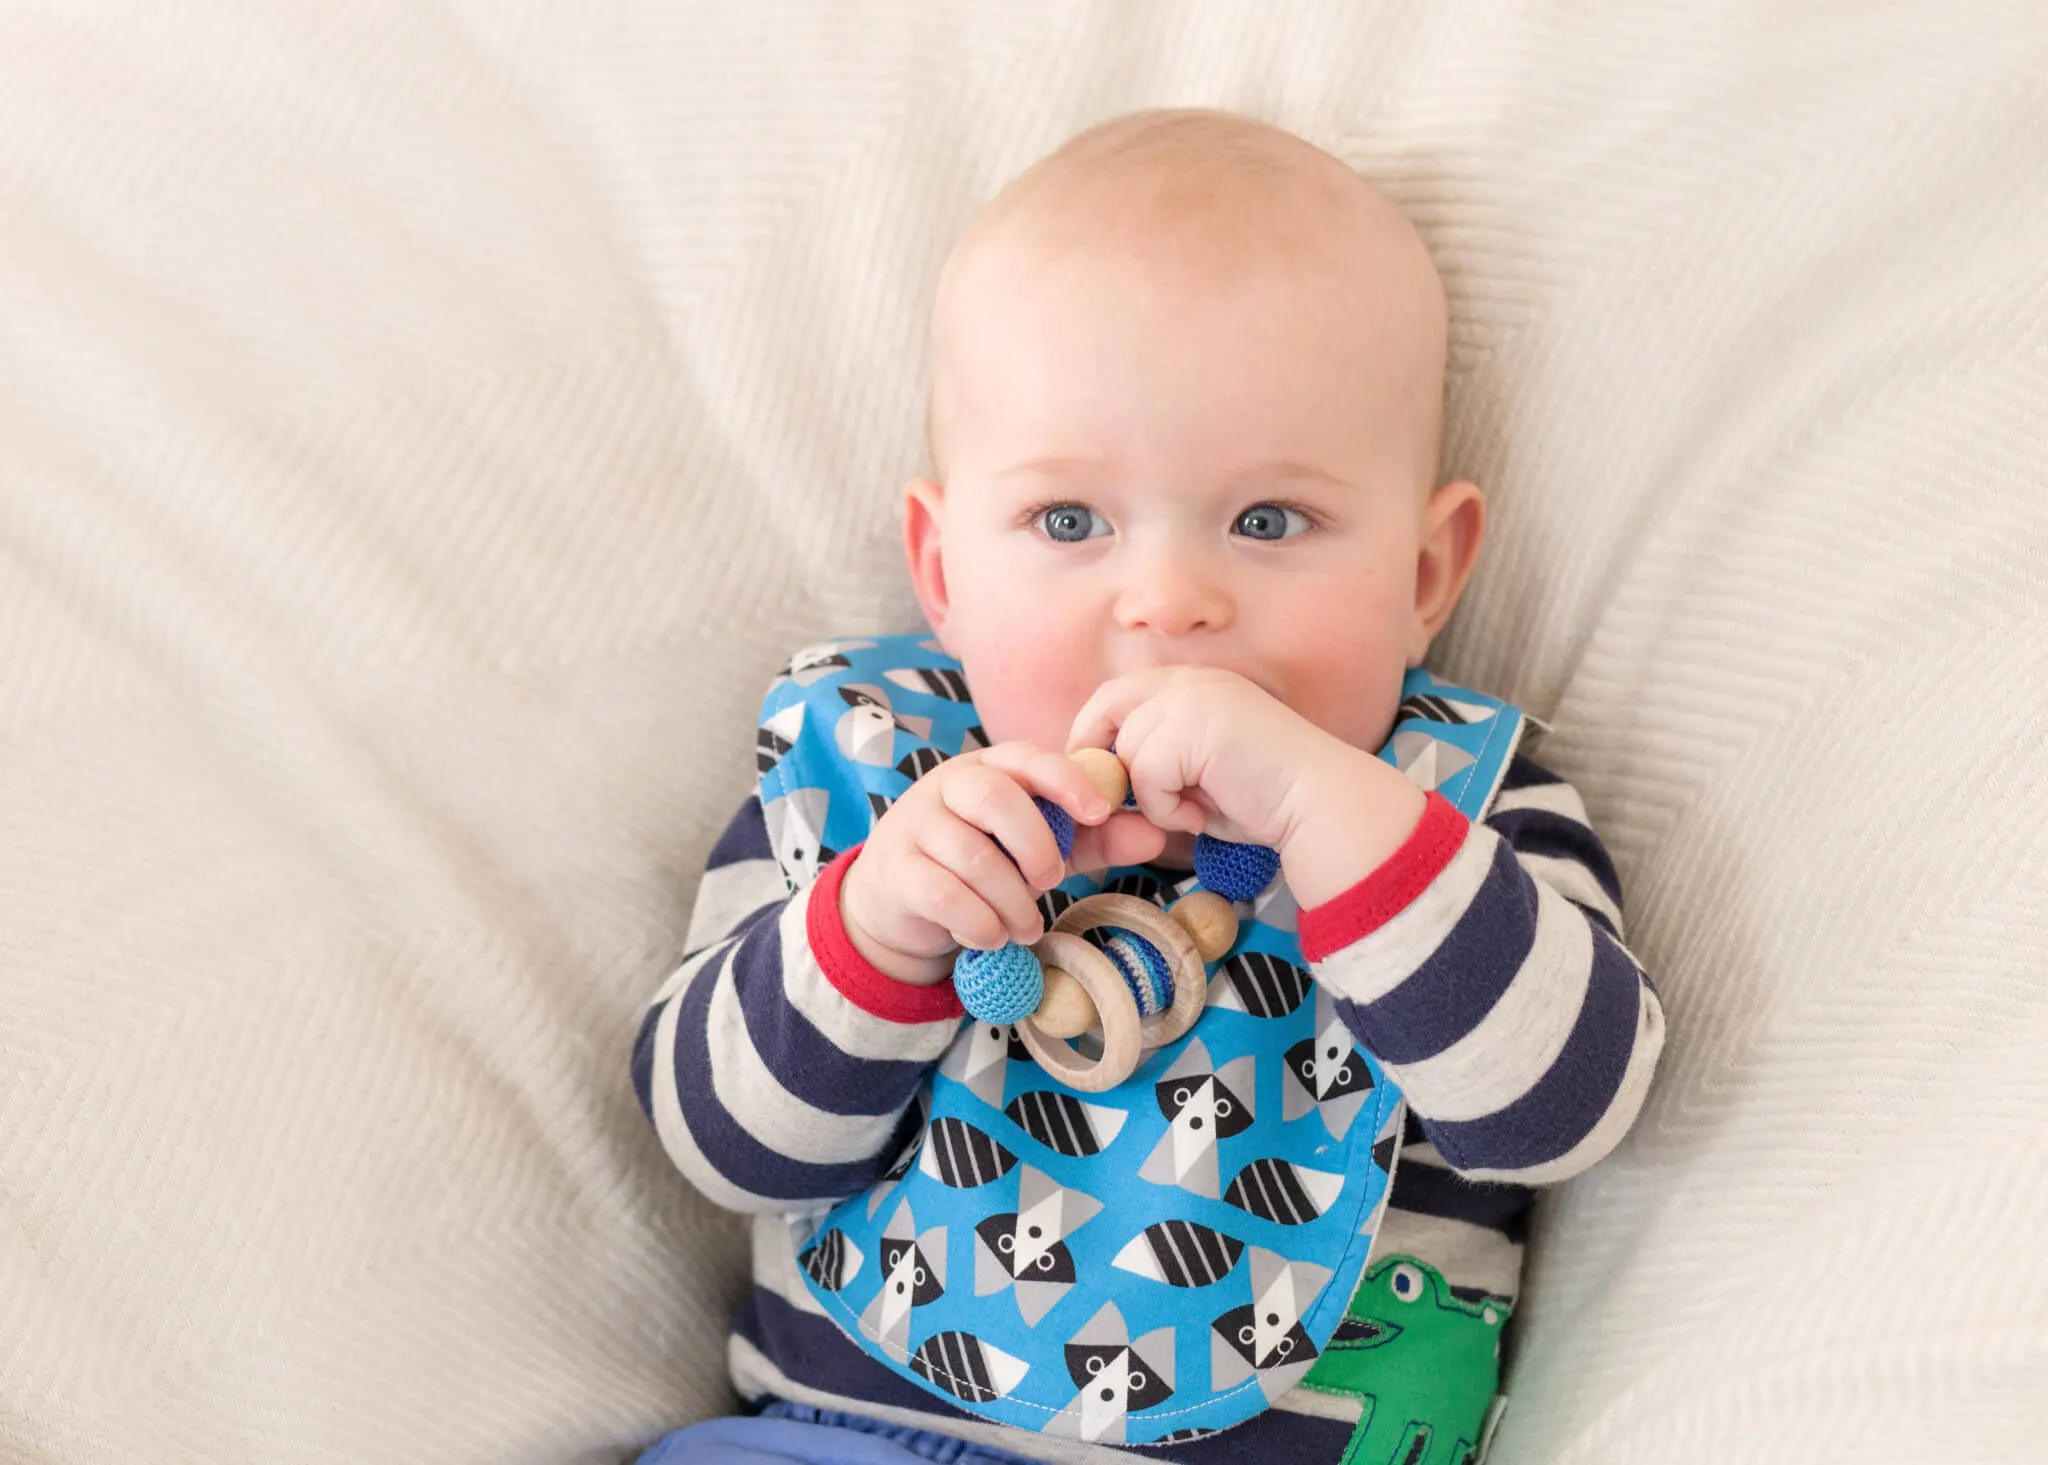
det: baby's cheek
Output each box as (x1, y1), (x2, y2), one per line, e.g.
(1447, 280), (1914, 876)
(963, 646), (1101, 753)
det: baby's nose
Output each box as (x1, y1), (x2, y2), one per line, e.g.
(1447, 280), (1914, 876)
(1112, 552), (1234, 636)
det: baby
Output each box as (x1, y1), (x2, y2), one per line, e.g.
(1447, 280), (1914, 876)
(633, 109), (1663, 1465)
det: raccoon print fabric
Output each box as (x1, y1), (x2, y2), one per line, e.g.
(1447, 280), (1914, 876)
(759, 634), (1524, 1444)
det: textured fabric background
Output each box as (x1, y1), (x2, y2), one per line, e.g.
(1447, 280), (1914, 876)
(2, 3), (2043, 1462)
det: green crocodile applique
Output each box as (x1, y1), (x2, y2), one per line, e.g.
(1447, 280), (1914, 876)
(1297, 1255), (1509, 1465)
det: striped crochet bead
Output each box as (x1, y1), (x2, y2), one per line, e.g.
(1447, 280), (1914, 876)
(1099, 929), (1173, 1018)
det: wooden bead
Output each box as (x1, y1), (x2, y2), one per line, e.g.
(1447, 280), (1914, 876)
(1170, 889), (1239, 963)
(1035, 965), (1097, 1039)
(1070, 747), (1129, 808)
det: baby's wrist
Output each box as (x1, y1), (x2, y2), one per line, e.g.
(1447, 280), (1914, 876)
(1276, 748), (1429, 910)
(837, 857), (956, 987)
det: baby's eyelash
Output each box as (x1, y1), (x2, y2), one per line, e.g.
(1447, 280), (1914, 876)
(1017, 500), (1108, 534)
(1240, 500), (1323, 532)
(1262, 499), (1320, 525)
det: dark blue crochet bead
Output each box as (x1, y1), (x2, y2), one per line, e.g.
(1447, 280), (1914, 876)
(1033, 796), (1075, 862)
(1192, 835), (1280, 903)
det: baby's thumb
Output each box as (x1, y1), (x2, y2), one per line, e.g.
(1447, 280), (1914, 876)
(1067, 810), (1167, 876)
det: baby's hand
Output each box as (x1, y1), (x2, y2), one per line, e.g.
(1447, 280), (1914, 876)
(837, 743), (1168, 987)
(1067, 667), (1426, 906)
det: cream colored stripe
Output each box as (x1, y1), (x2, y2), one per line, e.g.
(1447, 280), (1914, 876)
(1453, 985), (1666, 1186)
(1488, 779), (1590, 822)
(686, 855), (788, 952)
(1382, 876), (1594, 1122)
(704, 946), (911, 1165)
(646, 969), (781, 1215)
(749, 1213), (830, 1316)
(1519, 849), (1625, 936)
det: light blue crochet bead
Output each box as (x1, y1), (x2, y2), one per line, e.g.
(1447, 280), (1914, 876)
(953, 941), (1045, 1026)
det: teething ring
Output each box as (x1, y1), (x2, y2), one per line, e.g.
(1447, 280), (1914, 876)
(1015, 894), (1208, 1092)
(1056, 894), (1205, 1048)
(1014, 932), (1142, 1093)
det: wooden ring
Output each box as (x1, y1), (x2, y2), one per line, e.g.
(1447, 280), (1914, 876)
(1016, 931), (1142, 1092)
(1052, 893), (1206, 1048)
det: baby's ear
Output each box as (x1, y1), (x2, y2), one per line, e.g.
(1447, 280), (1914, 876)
(1407, 479), (1485, 665)
(902, 477), (952, 639)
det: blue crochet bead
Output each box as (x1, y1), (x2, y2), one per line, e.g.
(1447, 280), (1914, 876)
(1032, 796), (1075, 862)
(1193, 835), (1280, 903)
(953, 942), (1045, 1026)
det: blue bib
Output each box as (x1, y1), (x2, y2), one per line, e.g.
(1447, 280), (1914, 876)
(756, 635), (1524, 1446)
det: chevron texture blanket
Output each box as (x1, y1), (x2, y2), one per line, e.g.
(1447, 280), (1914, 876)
(1, 4), (2043, 1462)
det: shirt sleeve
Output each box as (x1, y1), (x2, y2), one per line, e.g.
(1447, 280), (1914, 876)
(1297, 755), (1664, 1185)
(630, 795), (965, 1214)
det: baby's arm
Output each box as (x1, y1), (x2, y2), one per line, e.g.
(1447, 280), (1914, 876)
(1298, 755), (1664, 1185)
(630, 795), (966, 1215)
(633, 741), (1144, 1214)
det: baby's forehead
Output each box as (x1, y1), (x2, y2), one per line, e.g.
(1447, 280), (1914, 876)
(961, 119), (1404, 287)
(927, 111), (1450, 480)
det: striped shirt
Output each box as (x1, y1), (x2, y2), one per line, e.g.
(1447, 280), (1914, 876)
(633, 753), (1662, 1461)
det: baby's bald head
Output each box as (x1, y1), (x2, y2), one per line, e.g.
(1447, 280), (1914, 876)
(927, 109), (1449, 489)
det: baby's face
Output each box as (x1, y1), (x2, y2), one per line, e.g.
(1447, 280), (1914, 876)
(907, 227), (1458, 763)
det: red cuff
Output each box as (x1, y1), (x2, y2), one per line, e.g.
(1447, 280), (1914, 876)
(1296, 792), (1470, 962)
(807, 845), (966, 1025)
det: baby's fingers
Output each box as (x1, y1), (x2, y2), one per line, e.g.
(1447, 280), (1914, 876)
(937, 758), (1071, 890)
(1067, 810), (1169, 877)
(916, 810), (1047, 947)
(901, 852), (1018, 952)
(976, 743), (1116, 828)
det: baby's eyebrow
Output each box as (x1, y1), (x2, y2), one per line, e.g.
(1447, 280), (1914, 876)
(995, 457), (1349, 487)
(1229, 460), (1354, 492)
(994, 455), (1105, 482)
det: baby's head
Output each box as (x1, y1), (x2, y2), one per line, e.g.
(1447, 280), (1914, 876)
(904, 109), (1484, 758)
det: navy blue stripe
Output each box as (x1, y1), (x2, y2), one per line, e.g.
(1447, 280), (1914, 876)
(1421, 931), (1645, 1173)
(670, 942), (904, 1201)
(1486, 805), (1624, 909)
(737, 1287), (1359, 1463)
(1388, 1161), (1533, 1240)
(682, 896), (785, 964)
(1499, 754), (1563, 791)
(1338, 836), (1536, 1065)
(724, 909), (939, 1118)
(709, 796), (775, 868)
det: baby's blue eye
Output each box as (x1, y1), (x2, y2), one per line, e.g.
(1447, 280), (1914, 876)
(1234, 503), (1311, 541)
(1038, 504), (1110, 543)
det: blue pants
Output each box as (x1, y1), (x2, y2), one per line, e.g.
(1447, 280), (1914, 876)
(635, 1402), (1038, 1465)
